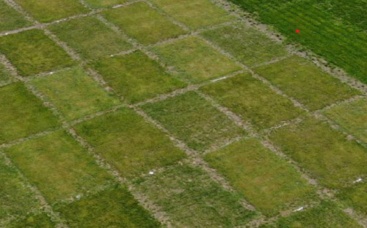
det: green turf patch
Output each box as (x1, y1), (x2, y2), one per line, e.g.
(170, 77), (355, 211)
(0, 0), (30, 32)
(201, 73), (304, 129)
(152, 36), (242, 83)
(142, 91), (245, 152)
(4, 130), (113, 203)
(323, 98), (367, 144)
(254, 56), (360, 111)
(0, 83), (59, 144)
(84, 0), (127, 8)
(269, 117), (367, 189)
(133, 163), (256, 227)
(14, 0), (87, 23)
(31, 67), (120, 121)
(0, 62), (11, 85)
(91, 51), (186, 103)
(0, 30), (74, 76)
(205, 138), (316, 216)
(102, 2), (184, 45)
(55, 184), (160, 227)
(9, 212), (55, 228)
(151, 0), (234, 29)
(74, 108), (186, 178)
(49, 16), (132, 60)
(337, 182), (367, 217)
(201, 23), (288, 67)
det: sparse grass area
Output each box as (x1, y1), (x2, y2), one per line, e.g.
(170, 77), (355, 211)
(74, 108), (186, 178)
(4, 130), (113, 203)
(0, 0), (30, 32)
(201, 23), (288, 67)
(9, 212), (55, 228)
(133, 163), (256, 227)
(102, 2), (185, 45)
(201, 73), (304, 129)
(205, 138), (316, 216)
(269, 117), (367, 189)
(151, 0), (235, 29)
(91, 51), (186, 103)
(84, 0), (127, 8)
(254, 56), (360, 110)
(337, 182), (367, 217)
(49, 16), (132, 60)
(31, 67), (120, 121)
(0, 83), (58, 144)
(151, 36), (242, 83)
(142, 91), (245, 152)
(0, 30), (74, 76)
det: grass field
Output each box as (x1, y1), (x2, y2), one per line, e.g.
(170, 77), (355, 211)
(0, 0), (366, 227)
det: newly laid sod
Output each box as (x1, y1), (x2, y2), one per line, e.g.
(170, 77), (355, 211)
(0, 62), (11, 85)
(0, 83), (58, 144)
(102, 2), (184, 45)
(254, 56), (360, 110)
(205, 138), (316, 216)
(269, 117), (367, 189)
(31, 67), (120, 121)
(152, 36), (242, 83)
(151, 0), (235, 29)
(0, 30), (74, 76)
(9, 212), (54, 228)
(201, 73), (304, 130)
(323, 98), (367, 144)
(49, 16), (132, 60)
(337, 182), (367, 217)
(133, 163), (255, 227)
(91, 51), (186, 103)
(55, 185), (160, 227)
(4, 130), (113, 203)
(142, 91), (245, 152)
(14, 0), (87, 23)
(74, 108), (186, 178)
(84, 0), (127, 8)
(0, 0), (30, 32)
(201, 23), (288, 67)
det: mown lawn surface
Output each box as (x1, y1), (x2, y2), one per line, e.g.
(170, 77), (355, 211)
(0, 62), (11, 85)
(84, 0), (127, 9)
(337, 182), (367, 217)
(9, 212), (55, 228)
(0, 0), (30, 32)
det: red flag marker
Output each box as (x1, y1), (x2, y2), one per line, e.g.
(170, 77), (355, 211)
(295, 29), (300, 34)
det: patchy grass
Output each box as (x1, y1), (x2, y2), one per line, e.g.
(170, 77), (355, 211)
(201, 73), (304, 129)
(91, 51), (186, 103)
(14, 0), (87, 23)
(55, 184), (160, 227)
(132, 163), (256, 227)
(49, 16), (132, 60)
(205, 138), (316, 216)
(337, 182), (367, 217)
(31, 67), (120, 121)
(151, 0), (235, 29)
(4, 130), (113, 203)
(84, 0), (127, 8)
(151, 36), (242, 83)
(0, 1), (30, 32)
(254, 56), (360, 111)
(142, 91), (245, 152)
(0, 63), (12, 85)
(0, 30), (74, 76)
(269, 117), (367, 189)
(74, 108), (186, 178)
(9, 212), (55, 228)
(102, 2), (185, 45)
(201, 23), (288, 67)
(323, 98), (367, 144)
(0, 83), (58, 144)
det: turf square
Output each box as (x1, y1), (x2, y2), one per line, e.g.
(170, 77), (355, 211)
(31, 67), (120, 121)
(0, 83), (58, 144)
(269, 117), (367, 189)
(132, 163), (255, 227)
(4, 130), (113, 203)
(201, 73), (304, 129)
(9, 212), (55, 228)
(0, 30), (74, 76)
(323, 98), (367, 144)
(151, 0), (235, 29)
(254, 56), (360, 110)
(152, 36), (242, 83)
(74, 108), (186, 178)
(55, 184), (160, 227)
(49, 16), (132, 60)
(102, 2), (185, 45)
(201, 23), (288, 67)
(205, 138), (316, 216)
(91, 51), (186, 103)
(141, 91), (245, 152)
(337, 182), (367, 217)
(84, 0), (127, 8)
(0, 0), (30, 32)
(14, 0), (88, 23)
